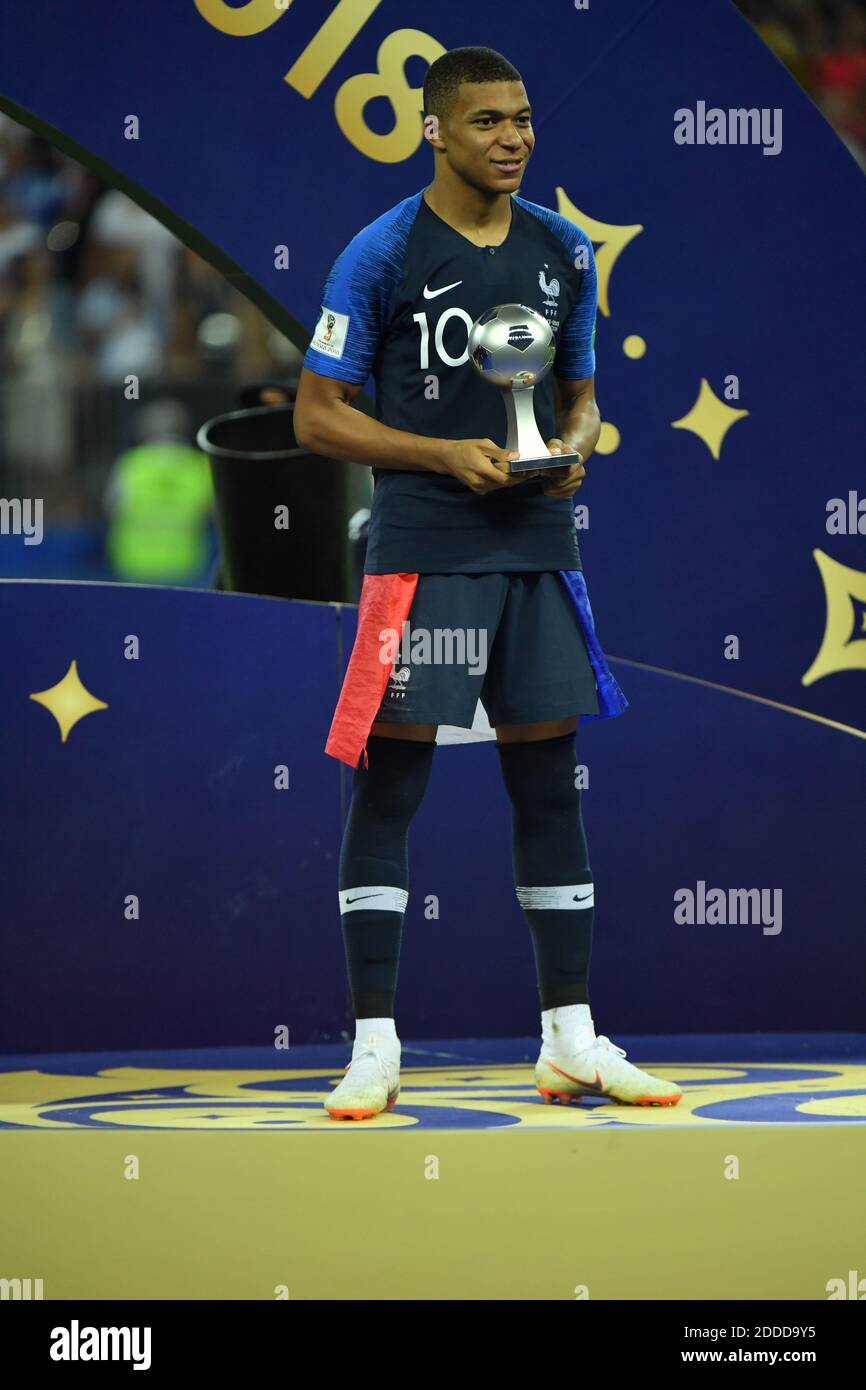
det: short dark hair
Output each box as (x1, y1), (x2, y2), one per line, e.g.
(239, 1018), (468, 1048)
(423, 46), (523, 123)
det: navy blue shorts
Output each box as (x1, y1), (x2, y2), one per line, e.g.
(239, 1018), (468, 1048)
(372, 571), (600, 729)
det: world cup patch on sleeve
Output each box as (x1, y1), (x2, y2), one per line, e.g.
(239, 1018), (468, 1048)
(311, 305), (349, 359)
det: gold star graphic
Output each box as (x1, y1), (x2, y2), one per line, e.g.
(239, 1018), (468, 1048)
(554, 189), (643, 317)
(671, 378), (749, 459)
(29, 660), (109, 743)
(802, 550), (866, 686)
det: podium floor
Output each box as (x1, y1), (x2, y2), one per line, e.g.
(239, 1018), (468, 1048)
(1, 1034), (864, 1300)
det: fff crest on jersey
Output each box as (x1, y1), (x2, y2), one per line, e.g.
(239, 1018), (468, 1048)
(468, 303), (580, 474)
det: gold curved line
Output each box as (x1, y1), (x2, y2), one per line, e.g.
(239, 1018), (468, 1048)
(607, 655), (866, 741)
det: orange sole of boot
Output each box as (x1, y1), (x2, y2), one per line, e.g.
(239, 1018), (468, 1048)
(326, 1094), (399, 1121)
(538, 1087), (584, 1106)
(538, 1086), (682, 1107)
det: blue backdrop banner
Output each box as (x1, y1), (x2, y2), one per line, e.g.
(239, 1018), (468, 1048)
(0, 0), (863, 1047)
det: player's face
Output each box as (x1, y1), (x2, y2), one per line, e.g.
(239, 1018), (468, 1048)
(444, 81), (534, 193)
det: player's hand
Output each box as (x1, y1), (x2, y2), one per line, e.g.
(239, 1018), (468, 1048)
(439, 438), (528, 494)
(539, 438), (586, 497)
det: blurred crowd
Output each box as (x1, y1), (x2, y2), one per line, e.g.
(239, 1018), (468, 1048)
(736, 0), (866, 167)
(0, 110), (303, 583)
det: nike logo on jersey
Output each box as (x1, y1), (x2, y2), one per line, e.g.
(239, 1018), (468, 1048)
(345, 893), (383, 904)
(423, 279), (463, 299)
(573, 892), (593, 903)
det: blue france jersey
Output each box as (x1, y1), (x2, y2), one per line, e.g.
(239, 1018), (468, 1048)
(303, 189), (597, 574)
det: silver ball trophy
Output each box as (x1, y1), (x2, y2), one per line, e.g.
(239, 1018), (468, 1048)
(468, 303), (581, 474)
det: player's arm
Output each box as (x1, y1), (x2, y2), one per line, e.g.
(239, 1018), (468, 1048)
(541, 375), (600, 499)
(294, 366), (447, 475)
(542, 225), (600, 497)
(552, 373), (601, 461)
(294, 366), (524, 495)
(294, 228), (521, 494)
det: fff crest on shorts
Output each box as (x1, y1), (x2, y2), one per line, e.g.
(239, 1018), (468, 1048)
(468, 303), (580, 474)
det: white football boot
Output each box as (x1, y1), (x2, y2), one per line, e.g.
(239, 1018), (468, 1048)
(536, 1033), (682, 1107)
(324, 1037), (401, 1121)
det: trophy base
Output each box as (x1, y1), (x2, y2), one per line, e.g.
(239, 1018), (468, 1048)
(508, 449), (581, 475)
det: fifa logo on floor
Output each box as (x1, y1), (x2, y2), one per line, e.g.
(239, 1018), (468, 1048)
(0, 1277), (44, 1299)
(379, 622), (488, 677)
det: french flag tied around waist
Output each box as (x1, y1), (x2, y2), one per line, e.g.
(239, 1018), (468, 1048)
(326, 572), (420, 770)
(325, 569), (628, 770)
(556, 568), (630, 722)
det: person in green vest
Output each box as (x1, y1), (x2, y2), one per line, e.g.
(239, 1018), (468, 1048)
(104, 399), (215, 583)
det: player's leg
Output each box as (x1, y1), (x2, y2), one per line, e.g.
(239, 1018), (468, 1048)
(326, 575), (463, 1118)
(369, 721), (437, 740)
(494, 718), (596, 1051)
(494, 716), (578, 742)
(484, 579), (597, 1052)
(326, 727), (437, 1119)
(488, 575), (682, 1106)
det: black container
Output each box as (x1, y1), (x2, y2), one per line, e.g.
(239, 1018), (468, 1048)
(197, 403), (360, 603)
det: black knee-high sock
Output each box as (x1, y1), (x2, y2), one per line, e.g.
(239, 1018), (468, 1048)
(338, 734), (436, 1019)
(496, 731), (594, 1008)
